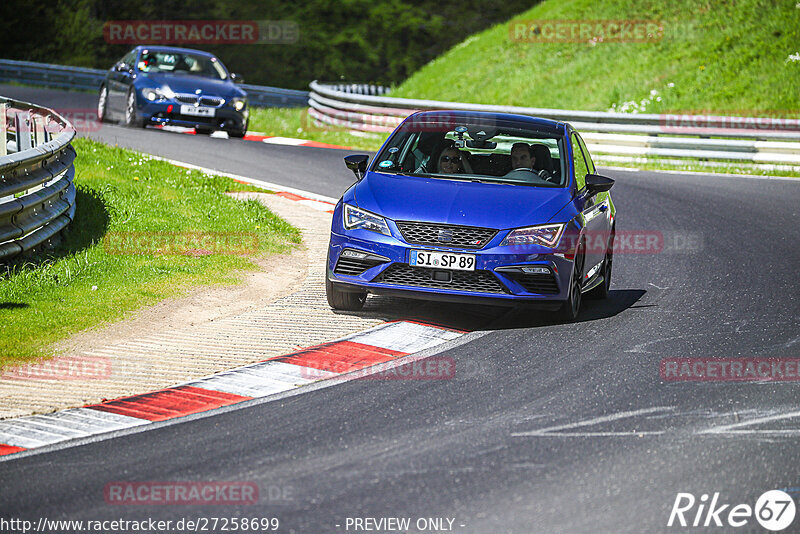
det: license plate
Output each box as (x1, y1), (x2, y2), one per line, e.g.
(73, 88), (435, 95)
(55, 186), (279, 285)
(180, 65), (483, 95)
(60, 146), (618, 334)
(180, 105), (215, 117)
(409, 250), (476, 271)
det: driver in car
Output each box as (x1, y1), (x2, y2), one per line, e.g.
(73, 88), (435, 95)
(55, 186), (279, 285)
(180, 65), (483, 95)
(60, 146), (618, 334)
(511, 142), (553, 180)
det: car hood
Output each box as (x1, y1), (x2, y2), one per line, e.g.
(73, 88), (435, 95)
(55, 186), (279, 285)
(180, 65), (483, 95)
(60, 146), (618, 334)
(140, 72), (242, 97)
(354, 172), (573, 229)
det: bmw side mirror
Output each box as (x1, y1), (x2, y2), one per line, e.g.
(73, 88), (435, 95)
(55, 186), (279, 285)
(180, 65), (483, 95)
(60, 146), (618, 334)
(231, 73), (244, 84)
(115, 62), (131, 73)
(585, 173), (614, 195)
(344, 155), (369, 181)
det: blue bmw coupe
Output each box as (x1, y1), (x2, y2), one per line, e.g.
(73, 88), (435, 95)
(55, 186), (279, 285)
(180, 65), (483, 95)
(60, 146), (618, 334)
(326, 111), (616, 320)
(98, 45), (248, 137)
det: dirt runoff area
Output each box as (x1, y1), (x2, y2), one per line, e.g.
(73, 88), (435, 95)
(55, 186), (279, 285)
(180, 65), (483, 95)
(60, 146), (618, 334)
(0, 192), (389, 419)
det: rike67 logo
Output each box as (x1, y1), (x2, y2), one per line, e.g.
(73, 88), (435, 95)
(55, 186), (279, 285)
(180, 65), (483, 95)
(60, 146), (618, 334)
(668, 491), (796, 531)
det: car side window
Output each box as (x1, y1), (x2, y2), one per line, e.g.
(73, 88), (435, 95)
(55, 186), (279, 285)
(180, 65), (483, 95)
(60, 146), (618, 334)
(576, 133), (595, 174)
(571, 132), (589, 191)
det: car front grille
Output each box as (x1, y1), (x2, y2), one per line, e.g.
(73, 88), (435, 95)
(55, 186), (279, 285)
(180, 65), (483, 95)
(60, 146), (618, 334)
(334, 256), (385, 276)
(506, 272), (560, 294)
(174, 94), (225, 107)
(373, 264), (508, 294)
(200, 96), (224, 106)
(395, 221), (497, 250)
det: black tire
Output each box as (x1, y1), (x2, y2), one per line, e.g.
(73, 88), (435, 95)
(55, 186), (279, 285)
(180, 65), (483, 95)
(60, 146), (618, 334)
(227, 118), (248, 138)
(124, 90), (143, 128)
(326, 276), (366, 311)
(557, 240), (585, 322)
(587, 229), (614, 300)
(97, 86), (109, 123)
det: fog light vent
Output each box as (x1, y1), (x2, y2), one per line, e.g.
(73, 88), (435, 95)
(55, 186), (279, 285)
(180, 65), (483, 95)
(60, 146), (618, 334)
(431, 271), (452, 283)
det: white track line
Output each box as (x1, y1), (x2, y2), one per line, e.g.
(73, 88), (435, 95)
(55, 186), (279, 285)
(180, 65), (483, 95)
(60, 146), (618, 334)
(511, 406), (674, 437)
(141, 154), (339, 204)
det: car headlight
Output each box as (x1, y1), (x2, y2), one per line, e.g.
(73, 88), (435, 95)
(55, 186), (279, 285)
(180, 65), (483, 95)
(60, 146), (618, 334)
(343, 204), (391, 236)
(501, 223), (566, 247)
(143, 87), (173, 102)
(232, 98), (246, 111)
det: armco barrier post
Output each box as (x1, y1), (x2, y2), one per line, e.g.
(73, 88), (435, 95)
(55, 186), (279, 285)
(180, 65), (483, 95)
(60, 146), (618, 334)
(0, 103), (8, 203)
(33, 115), (46, 147)
(15, 111), (32, 152)
(0, 102), (7, 157)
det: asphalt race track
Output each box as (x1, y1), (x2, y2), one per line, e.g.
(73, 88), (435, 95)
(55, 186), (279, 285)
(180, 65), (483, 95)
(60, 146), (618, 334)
(1, 86), (799, 533)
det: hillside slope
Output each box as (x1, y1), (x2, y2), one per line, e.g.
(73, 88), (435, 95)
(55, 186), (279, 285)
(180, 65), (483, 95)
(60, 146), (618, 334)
(392, 0), (800, 115)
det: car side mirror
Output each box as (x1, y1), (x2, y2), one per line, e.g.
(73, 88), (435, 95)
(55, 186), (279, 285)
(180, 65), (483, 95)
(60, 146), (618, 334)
(115, 62), (131, 73)
(344, 154), (369, 181)
(585, 173), (614, 195)
(230, 72), (244, 84)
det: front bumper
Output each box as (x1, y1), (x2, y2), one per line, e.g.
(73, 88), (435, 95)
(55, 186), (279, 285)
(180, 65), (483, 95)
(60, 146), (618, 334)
(327, 222), (579, 309)
(138, 100), (248, 131)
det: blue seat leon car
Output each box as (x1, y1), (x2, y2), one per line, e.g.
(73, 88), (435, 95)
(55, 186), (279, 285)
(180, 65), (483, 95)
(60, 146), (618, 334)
(326, 111), (616, 321)
(98, 45), (248, 137)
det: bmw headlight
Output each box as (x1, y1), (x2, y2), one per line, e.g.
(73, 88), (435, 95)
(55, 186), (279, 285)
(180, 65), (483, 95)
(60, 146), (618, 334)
(143, 87), (174, 102)
(232, 98), (247, 112)
(343, 205), (391, 236)
(501, 223), (566, 247)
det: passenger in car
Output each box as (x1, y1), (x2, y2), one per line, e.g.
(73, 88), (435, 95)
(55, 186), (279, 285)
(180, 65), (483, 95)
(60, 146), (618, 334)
(435, 140), (474, 174)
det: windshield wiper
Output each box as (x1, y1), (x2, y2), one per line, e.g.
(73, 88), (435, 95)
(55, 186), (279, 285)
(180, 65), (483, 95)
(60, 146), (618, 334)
(381, 171), (428, 178)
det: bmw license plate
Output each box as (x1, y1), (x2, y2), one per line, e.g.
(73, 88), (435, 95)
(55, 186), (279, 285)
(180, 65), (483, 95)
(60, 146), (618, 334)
(180, 105), (215, 117)
(410, 250), (476, 271)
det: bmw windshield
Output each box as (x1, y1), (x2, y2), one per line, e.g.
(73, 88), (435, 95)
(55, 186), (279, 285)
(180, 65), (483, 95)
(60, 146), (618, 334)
(372, 115), (567, 187)
(137, 50), (229, 80)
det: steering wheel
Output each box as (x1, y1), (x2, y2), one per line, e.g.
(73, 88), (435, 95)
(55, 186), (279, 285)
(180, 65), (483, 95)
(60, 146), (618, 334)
(504, 167), (557, 184)
(538, 169), (555, 182)
(504, 167), (540, 180)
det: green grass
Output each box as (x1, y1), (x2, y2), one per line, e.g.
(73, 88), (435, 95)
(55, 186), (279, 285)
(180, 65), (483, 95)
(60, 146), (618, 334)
(0, 138), (301, 367)
(391, 0), (800, 115)
(248, 107), (387, 152)
(246, 0), (800, 176)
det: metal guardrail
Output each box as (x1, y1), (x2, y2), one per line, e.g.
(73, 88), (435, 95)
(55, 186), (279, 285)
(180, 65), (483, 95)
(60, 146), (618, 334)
(0, 96), (77, 261)
(308, 81), (800, 168)
(0, 59), (309, 108)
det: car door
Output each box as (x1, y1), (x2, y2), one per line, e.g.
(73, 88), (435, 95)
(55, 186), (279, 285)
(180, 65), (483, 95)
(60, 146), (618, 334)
(571, 131), (609, 282)
(108, 50), (137, 113)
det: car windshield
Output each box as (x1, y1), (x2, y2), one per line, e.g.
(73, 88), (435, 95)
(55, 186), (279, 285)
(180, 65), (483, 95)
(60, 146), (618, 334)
(372, 115), (567, 187)
(137, 51), (228, 80)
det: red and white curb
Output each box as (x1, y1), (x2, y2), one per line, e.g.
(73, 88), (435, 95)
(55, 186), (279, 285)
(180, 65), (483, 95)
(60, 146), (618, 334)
(157, 125), (354, 150)
(0, 321), (464, 457)
(272, 191), (335, 213)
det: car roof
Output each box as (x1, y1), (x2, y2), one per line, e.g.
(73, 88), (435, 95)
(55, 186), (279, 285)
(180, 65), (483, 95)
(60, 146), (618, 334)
(134, 45), (218, 58)
(402, 110), (567, 134)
